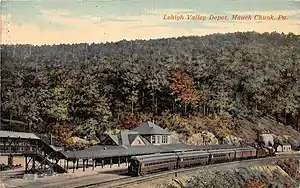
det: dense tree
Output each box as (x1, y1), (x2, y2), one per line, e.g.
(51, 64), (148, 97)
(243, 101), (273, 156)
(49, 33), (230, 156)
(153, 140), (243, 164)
(1, 31), (300, 144)
(170, 68), (200, 114)
(119, 114), (142, 129)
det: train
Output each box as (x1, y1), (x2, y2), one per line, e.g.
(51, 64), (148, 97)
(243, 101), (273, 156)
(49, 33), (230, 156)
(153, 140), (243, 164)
(128, 146), (273, 176)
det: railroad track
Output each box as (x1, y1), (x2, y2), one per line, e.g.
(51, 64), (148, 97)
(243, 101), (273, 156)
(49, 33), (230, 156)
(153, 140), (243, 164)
(76, 154), (300, 188)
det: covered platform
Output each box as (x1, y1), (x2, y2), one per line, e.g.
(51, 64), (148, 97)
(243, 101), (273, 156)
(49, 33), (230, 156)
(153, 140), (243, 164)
(59, 143), (242, 173)
(0, 130), (243, 174)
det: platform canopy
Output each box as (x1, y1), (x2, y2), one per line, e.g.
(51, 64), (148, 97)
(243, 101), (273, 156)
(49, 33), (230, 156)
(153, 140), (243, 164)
(60, 143), (246, 160)
(0, 130), (40, 140)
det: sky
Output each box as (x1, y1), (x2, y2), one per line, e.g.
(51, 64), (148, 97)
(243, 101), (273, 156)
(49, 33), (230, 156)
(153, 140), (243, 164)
(1, 0), (300, 45)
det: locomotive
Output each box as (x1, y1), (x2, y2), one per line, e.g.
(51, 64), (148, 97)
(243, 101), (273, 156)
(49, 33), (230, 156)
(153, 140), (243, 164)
(128, 146), (271, 176)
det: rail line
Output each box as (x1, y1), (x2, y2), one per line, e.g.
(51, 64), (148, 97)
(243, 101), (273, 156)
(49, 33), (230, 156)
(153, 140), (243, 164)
(75, 154), (300, 188)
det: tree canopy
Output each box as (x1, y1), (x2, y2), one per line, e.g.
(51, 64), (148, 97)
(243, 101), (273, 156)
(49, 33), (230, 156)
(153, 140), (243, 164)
(2, 31), (300, 143)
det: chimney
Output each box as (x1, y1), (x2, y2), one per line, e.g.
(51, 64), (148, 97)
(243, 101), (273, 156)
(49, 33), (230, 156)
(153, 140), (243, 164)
(149, 121), (154, 127)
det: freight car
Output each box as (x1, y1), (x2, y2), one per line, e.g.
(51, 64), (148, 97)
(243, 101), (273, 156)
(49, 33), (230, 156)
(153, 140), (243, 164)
(234, 147), (257, 160)
(128, 146), (269, 176)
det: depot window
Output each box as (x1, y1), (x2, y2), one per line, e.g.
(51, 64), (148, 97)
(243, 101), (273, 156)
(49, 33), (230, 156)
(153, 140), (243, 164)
(162, 136), (168, 143)
(151, 136), (156, 144)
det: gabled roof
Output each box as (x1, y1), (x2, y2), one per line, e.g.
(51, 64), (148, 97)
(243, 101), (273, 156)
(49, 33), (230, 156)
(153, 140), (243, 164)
(108, 132), (142, 146)
(128, 134), (138, 144)
(140, 136), (150, 145)
(108, 135), (119, 145)
(130, 121), (171, 135)
(0, 130), (40, 140)
(288, 139), (299, 146)
(171, 135), (183, 144)
(275, 140), (292, 147)
(280, 143), (291, 146)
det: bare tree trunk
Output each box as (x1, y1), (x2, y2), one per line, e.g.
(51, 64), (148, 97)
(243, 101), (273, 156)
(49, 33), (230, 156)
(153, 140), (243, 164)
(85, 44), (88, 64)
(10, 115), (13, 131)
(255, 101), (258, 111)
(155, 97), (158, 114)
(173, 99), (176, 112)
(172, 101), (175, 112)
(117, 106), (121, 120)
(131, 99), (134, 114)
(297, 115), (300, 131)
(13, 45), (16, 58)
(142, 91), (144, 106)
(152, 93), (155, 113)
(284, 111), (287, 124)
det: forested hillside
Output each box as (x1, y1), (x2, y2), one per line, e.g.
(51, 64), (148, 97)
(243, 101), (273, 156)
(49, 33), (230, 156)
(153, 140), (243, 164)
(1, 31), (300, 146)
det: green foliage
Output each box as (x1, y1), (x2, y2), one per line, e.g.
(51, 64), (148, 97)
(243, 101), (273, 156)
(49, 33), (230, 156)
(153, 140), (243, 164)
(105, 129), (121, 135)
(1, 32), (300, 141)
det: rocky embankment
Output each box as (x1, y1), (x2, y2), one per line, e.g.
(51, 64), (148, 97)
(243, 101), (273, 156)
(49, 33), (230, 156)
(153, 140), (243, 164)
(159, 159), (300, 188)
(170, 116), (300, 146)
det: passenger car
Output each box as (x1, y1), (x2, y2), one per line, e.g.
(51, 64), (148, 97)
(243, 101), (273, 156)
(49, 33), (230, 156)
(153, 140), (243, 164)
(128, 146), (269, 176)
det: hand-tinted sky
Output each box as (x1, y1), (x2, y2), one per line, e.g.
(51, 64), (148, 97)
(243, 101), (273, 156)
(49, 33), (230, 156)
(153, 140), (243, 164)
(1, 0), (299, 45)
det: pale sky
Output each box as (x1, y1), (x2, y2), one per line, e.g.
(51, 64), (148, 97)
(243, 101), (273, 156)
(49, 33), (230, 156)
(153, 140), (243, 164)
(1, 0), (300, 45)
